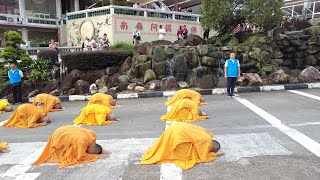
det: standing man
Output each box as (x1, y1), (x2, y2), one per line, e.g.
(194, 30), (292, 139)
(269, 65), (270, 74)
(159, 25), (166, 40)
(8, 63), (23, 104)
(224, 52), (240, 97)
(132, 28), (141, 45)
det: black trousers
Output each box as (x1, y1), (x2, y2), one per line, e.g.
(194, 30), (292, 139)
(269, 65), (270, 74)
(11, 82), (22, 103)
(227, 77), (237, 95)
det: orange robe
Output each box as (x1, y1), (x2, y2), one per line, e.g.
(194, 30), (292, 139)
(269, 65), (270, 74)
(33, 125), (99, 168)
(161, 99), (207, 122)
(0, 101), (10, 114)
(88, 93), (118, 109)
(73, 104), (113, 126)
(0, 142), (8, 150)
(32, 94), (61, 113)
(3, 104), (47, 128)
(141, 122), (217, 170)
(165, 89), (204, 106)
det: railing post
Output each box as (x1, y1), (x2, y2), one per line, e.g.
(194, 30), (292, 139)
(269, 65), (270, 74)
(172, 14), (175, 20)
(197, 17), (200, 22)
(110, 7), (115, 15)
(144, 10), (147, 17)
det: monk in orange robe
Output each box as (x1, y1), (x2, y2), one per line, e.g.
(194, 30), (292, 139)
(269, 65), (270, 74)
(0, 100), (13, 114)
(73, 104), (119, 126)
(33, 125), (111, 168)
(88, 93), (119, 109)
(165, 89), (207, 106)
(0, 142), (10, 153)
(161, 98), (208, 122)
(3, 104), (51, 128)
(32, 94), (62, 113)
(141, 122), (224, 170)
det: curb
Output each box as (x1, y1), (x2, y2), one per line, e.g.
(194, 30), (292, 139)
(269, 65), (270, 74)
(3, 82), (320, 103)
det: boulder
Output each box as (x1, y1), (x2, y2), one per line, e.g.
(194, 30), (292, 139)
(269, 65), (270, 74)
(107, 75), (120, 89)
(185, 48), (198, 68)
(260, 51), (271, 64)
(49, 89), (60, 96)
(62, 74), (80, 91)
(164, 46), (175, 59)
(74, 80), (90, 95)
(153, 61), (167, 77)
(118, 82), (129, 91)
(173, 53), (188, 81)
(271, 51), (283, 59)
(242, 73), (263, 86)
(178, 81), (189, 88)
(185, 34), (205, 46)
(261, 64), (278, 74)
(160, 76), (178, 90)
(98, 86), (108, 94)
(271, 59), (283, 65)
(42, 79), (59, 93)
(268, 70), (289, 83)
(134, 86), (145, 92)
(201, 56), (218, 67)
(107, 87), (118, 98)
(22, 81), (35, 98)
(119, 56), (133, 74)
(106, 67), (119, 76)
(307, 46), (320, 54)
(133, 61), (151, 78)
(134, 55), (148, 65)
(299, 66), (320, 82)
(217, 77), (227, 88)
(150, 40), (173, 46)
(152, 46), (166, 62)
(28, 89), (40, 98)
(118, 75), (130, 84)
(173, 39), (187, 46)
(67, 88), (77, 95)
(85, 73), (101, 84)
(148, 80), (161, 91)
(199, 75), (217, 89)
(95, 79), (106, 89)
(197, 45), (208, 56)
(304, 55), (317, 65)
(143, 69), (156, 84)
(127, 83), (136, 91)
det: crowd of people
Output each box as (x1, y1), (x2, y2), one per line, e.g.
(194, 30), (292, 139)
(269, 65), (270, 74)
(82, 33), (110, 51)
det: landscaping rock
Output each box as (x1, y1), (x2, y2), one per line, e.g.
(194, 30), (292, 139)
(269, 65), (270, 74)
(143, 69), (156, 84)
(299, 66), (320, 82)
(199, 75), (217, 89)
(160, 76), (178, 90)
(74, 80), (90, 95)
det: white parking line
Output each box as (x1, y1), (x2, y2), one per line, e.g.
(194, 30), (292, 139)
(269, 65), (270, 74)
(288, 90), (320, 101)
(234, 96), (320, 157)
(289, 122), (320, 127)
(0, 119), (8, 126)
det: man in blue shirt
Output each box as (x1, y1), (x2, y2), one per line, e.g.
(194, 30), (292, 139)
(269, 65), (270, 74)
(224, 53), (241, 97)
(8, 63), (23, 104)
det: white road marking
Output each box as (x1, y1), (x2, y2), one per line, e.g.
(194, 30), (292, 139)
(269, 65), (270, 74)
(288, 90), (320, 101)
(117, 93), (139, 99)
(234, 96), (320, 157)
(0, 119), (8, 126)
(289, 122), (320, 127)
(260, 85), (284, 92)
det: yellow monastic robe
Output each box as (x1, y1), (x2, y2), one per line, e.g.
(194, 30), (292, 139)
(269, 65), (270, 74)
(0, 101), (10, 114)
(32, 94), (61, 113)
(73, 104), (113, 126)
(0, 142), (8, 150)
(88, 93), (118, 109)
(161, 99), (207, 122)
(33, 125), (99, 168)
(141, 122), (217, 170)
(165, 89), (204, 106)
(3, 104), (47, 128)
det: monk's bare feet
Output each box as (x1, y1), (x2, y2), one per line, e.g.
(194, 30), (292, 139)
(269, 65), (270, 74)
(203, 102), (208, 105)
(41, 122), (48, 126)
(99, 153), (110, 159)
(216, 152), (225, 156)
(116, 105), (122, 108)
(202, 112), (207, 116)
(0, 147), (10, 153)
(102, 149), (112, 155)
(205, 116), (209, 119)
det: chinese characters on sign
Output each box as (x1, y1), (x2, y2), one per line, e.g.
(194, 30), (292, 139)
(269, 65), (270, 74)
(191, 26), (197, 34)
(165, 24), (171, 32)
(120, 21), (128, 30)
(151, 23), (158, 31)
(135, 22), (143, 30)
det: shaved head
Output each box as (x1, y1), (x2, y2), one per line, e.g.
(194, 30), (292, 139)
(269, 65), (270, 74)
(54, 103), (62, 109)
(210, 140), (221, 153)
(4, 105), (13, 112)
(87, 143), (102, 154)
(107, 114), (118, 121)
(110, 100), (116, 106)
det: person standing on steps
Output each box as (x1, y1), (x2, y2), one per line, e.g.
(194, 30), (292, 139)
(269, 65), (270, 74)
(224, 52), (240, 97)
(8, 63), (23, 104)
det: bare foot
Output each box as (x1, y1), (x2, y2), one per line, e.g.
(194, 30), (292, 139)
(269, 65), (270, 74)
(0, 147), (10, 153)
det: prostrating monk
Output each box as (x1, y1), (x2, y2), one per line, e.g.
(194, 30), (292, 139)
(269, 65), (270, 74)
(0, 142), (10, 153)
(32, 94), (62, 113)
(3, 104), (51, 128)
(141, 122), (224, 170)
(161, 98), (208, 122)
(0, 100), (13, 114)
(165, 89), (207, 106)
(33, 125), (111, 168)
(73, 104), (119, 126)
(88, 93), (119, 109)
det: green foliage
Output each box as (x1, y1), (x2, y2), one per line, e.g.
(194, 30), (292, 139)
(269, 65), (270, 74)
(4, 30), (25, 47)
(109, 42), (134, 52)
(0, 64), (9, 96)
(200, 0), (284, 35)
(37, 49), (59, 67)
(27, 59), (50, 84)
(241, 35), (269, 46)
(19, 55), (33, 71)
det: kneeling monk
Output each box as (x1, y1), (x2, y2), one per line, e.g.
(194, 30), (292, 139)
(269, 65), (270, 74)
(32, 94), (62, 113)
(161, 98), (208, 122)
(33, 125), (111, 168)
(141, 122), (224, 170)
(88, 93), (119, 109)
(0, 100), (13, 114)
(0, 142), (10, 153)
(165, 89), (207, 106)
(73, 104), (118, 126)
(3, 104), (51, 128)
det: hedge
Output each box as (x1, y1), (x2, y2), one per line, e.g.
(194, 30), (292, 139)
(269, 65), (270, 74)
(60, 50), (132, 70)
(37, 49), (59, 66)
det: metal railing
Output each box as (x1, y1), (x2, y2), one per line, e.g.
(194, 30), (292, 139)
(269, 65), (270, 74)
(66, 5), (201, 22)
(0, 13), (58, 26)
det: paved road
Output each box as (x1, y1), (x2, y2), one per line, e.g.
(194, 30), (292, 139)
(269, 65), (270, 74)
(0, 89), (320, 180)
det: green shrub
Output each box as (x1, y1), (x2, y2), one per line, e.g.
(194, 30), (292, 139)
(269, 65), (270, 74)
(4, 30), (25, 47)
(27, 59), (50, 84)
(19, 55), (33, 71)
(37, 49), (59, 66)
(109, 42), (134, 52)
(61, 50), (132, 70)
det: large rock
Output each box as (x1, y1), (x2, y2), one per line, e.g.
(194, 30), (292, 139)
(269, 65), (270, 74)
(164, 46), (175, 59)
(173, 39), (187, 46)
(144, 69), (156, 84)
(217, 77), (227, 88)
(118, 75), (130, 84)
(304, 55), (317, 65)
(127, 83), (136, 91)
(271, 51), (283, 59)
(49, 89), (60, 96)
(134, 55), (148, 65)
(260, 51), (271, 64)
(185, 48), (198, 68)
(134, 86), (145, 92)
(95, 79), (106, 89)
(242, 73), (263, 86)
(107, 75), (120, 89)
(22, 81), (35, 98)
(173, 53), (188, 81)
(199, 75), (217, 89)
(185, 34), (205, 46)
(62, 72), (81, 90)
(160, 76), (178, 90)
(150, 40), (173, 46)
(133, 61), (151, 78)
(268, 70), (289, 83)
(28, 89), (40, 97)
(119, 56), (133, 74)
(74, 80), (90, 95)
(201, 56), (218, 67)
(197, 45), (208, 56)
(67, 88), (76, 95)
(42, 79), (59, 93)
(147, 80), (161, 91)
(84, 73), (101, 84)
(153, 46), (166, 62)
(299, 66), (320, 82)
(262, 64), (278, 74)
(153, 61), (167, 78)
(106, 67), (119, 76)
(98, 86), (108, 94)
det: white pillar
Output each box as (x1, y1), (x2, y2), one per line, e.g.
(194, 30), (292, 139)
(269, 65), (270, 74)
(19, 0), (26, 24)
(56, 0), (62, 18)
(21, 28), (28, 46)
(74, 0), (80, 11)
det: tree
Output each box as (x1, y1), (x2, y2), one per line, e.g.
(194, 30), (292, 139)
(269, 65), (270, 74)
(0, 30), (26, 64)
(200, 0), (284, 35)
